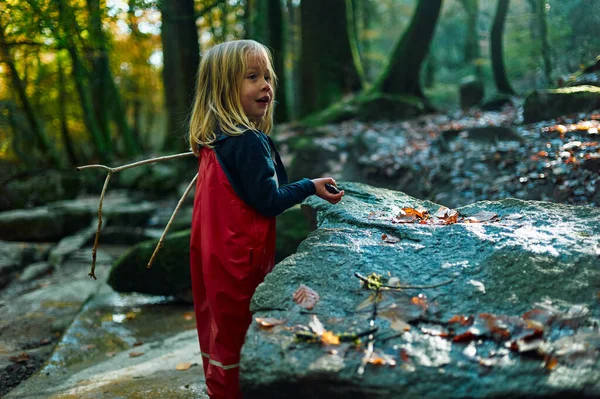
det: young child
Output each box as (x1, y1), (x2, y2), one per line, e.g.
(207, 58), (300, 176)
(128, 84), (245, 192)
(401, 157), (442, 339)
(188, 40), (344, 399)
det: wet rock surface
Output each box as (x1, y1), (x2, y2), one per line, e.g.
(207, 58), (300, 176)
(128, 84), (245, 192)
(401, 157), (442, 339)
(241, 183), (600, 398)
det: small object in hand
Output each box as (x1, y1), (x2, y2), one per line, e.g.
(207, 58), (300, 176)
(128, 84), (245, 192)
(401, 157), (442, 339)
(325, 183), (341, 194)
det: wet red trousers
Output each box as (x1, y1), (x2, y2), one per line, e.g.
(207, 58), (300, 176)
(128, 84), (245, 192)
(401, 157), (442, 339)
(190, 148), (276, 399)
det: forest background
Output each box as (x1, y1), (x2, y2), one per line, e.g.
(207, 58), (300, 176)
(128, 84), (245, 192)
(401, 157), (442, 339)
(0, 0), (598, 170)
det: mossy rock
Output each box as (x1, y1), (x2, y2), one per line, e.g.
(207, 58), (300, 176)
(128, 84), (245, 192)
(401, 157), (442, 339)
(0, 169), (82, 211)
(459, 75), (484, 109)
(523, 85), (600, 123)
(302, 93), (428, 127)
(108, 229), (191, 298)
(480, 93), (512, 111)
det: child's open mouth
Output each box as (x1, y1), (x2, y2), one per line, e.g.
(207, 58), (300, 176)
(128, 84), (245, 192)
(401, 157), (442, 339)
(256, 96), (270, 104)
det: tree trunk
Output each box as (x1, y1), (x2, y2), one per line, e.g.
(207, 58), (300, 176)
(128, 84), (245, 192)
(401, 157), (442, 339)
(87, 0), (141, 157)
(247, 0), (289, 122)
(490, 0), (514, 94)
(0, 26), (63, 167)
(160, 0), (200, 151)
(299, 0), (362, 117)
(537, 0), (552, 84)
(372, 0), (443, 97)
(58, 57), (79, 166)
(459, 0), (483, 80)
(57, 0), (112, 161)
(87, 0), (111, 142)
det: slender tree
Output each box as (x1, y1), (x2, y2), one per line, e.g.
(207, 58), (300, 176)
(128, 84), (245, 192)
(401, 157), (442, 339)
(490, 0), (514, 94)
(0, 23), (63, 167)
(458, 0), (483, 80)
(87, 0), (141, 157)
(247, 0), (289, 122)
(372, 0), (443, 97)
(299, 0), (362, 117)
(57, 56), (79, 166)
(159, 0), (200, 151)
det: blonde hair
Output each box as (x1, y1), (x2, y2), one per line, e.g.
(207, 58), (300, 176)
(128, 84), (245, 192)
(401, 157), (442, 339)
(189, 40), (277, 155)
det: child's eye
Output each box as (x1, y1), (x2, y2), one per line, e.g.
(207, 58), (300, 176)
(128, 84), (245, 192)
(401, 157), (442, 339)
(247, 74), (257, 80)
(265, 76), (271, 82)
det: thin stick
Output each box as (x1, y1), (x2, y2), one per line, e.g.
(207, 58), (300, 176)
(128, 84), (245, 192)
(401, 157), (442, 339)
(79, 151), (195, 278)
(147, 173), (198, 268)
(77, 152), (194, 173)
(354, 272), (454, 290)
(357, 319), (376, 376)
(89, 172), (112, 280)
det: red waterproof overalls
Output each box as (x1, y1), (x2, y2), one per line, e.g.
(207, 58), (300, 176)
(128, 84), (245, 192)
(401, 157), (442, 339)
(190, 147), (276, 399)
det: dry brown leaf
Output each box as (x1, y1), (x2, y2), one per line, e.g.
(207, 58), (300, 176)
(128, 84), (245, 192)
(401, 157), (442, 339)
(255, 317), (286, 329)
(321, 331), (340, 346)
(133, 341), (143, 347)
(129, 351), (144, 358)
(293, 284), (320, 310)
(176, 362), (192, 371)
(9, 352), (30, 363)
(183, 312), (194, 321)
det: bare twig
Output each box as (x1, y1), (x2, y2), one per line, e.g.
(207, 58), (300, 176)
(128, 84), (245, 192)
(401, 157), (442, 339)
(77, 152), (194, 173)
(78, 152), (196, 279)
(354, 272), (454, 290)
(147, 173), (198, 268)
(357, 319), (376, 376)
(88, 172), (112, 280)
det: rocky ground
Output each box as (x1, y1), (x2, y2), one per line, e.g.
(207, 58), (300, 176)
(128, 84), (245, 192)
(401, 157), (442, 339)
(278, 102), (599, 209)
(1, 102), (599, 397)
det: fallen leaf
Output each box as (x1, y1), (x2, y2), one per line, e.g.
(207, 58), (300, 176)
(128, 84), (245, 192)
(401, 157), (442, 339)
(464, 211), (498, 223)
(321, 331), (340, 346)
(545, 356), (559, 370)
(382, 233), (401, 243)
(308, 315), (325, 335)
(176, 362), (192, 371)
(9, 352), (30, 363)
(255, 317), (286, 329)
(133, 341), (144, 347)
(129, 351), (144, 358)
(293, 284), (320, 310)
(183, 312), (194, 321)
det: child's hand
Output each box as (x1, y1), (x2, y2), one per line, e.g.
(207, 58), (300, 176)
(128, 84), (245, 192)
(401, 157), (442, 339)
(312, 178), (344, 204)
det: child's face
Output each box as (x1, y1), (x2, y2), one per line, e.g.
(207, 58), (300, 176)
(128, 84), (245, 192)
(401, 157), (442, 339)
(240, 52), (273, 121)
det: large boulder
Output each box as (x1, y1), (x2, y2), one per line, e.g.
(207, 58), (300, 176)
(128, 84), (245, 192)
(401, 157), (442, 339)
(523, 85), (600, 123)
(241, 182), (600, 398)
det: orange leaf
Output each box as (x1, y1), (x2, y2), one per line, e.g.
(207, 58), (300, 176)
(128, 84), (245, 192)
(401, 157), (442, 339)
(183, 312), (194, 321)
(321, 331), (340, 346)
(545, 356), (559, 370)
(176, 362), (192, 371)
(255, 317), (286, 329)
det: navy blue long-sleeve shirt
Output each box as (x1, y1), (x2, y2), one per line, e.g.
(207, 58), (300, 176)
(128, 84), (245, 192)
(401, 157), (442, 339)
(212, 128), (316, 218)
